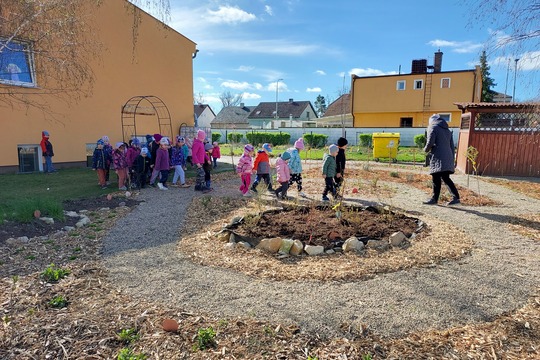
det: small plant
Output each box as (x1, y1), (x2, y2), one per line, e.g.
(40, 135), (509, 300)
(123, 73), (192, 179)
(405, 173), (415, 182)
(201, 195), (212, 208)
(195, 327), (216, 350)
(26, 255), (36, 260)
(389, 171), (399, 178)
(362, 162), (372, 172)
(117, 328), (140, 344)
(362, 354), (373, 360)
(41, 263), (70, 282)
(307, 356), (319, 360)
(69, 255), (77, 261)
(371, 176), (379, 189)
(73, 246), (82, 252)
(49, 295), (68, 308)
(217, 319), (228, 328)
(117, 348), (146, 360)
(263, 325), (275, 336)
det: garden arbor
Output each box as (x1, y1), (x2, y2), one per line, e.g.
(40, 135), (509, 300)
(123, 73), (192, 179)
(121, 96), (173, 142)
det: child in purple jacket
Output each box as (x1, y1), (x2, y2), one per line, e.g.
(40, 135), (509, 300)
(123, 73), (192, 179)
(236, 144), (254, 197)
(154, 137), (171, 190)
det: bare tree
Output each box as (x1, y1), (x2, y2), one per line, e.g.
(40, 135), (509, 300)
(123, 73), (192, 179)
(0, 0), (170, 111)
(194, 92), (205, 105)
(219, 91), (243, 108)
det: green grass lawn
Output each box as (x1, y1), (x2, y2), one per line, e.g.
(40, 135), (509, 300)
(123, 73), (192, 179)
(220, 144), (426, 163)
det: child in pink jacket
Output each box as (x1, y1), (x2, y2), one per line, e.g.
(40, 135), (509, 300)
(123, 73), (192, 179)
(236, 144), (254, 197)
(274, 151), (291, 200)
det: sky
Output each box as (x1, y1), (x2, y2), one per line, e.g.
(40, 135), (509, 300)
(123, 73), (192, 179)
(139, 0), (540, 113)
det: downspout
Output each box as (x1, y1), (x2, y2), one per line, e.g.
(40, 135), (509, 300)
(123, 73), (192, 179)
(351, 75), (357, 127)
(192, 49), (199, 59)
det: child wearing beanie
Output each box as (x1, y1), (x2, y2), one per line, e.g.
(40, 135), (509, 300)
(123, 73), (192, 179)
(154, 137), (171, 190)
(287, 137), (306, 197)
(192, 129), (211, 192)
(170, 135), (190, 188)
(236, 144), (254, 197)
(211, 141), (221, 168)
(203, 142), (214, 190)
(112, 142), (129, 190)
(134, 147), (151, 189)
(101, 135), (113, 185)
(274, 151), (291, 200)
(322, 144), (339, 201)
(92, 139), (112, 189)
(250, 143), (273, 193)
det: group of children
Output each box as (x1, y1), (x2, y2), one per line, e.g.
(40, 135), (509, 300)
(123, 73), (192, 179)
(91, 131), (221, 192)
(235, 136), (348, 201)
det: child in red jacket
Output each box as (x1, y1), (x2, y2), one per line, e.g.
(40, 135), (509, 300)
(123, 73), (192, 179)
(251, 143), (273, 193)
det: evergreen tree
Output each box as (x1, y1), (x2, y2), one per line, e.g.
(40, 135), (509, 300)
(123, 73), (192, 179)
(480, 50), (497, 102)
(314, 94), (327, 117)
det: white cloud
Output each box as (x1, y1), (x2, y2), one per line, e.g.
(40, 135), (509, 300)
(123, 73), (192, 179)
(236, 65), (254, 72)
(428, 39), (483, 54)
(349, 68), (398, 77)
(306, 87), (322, 92)
(264, 5), (273, 16)
(268, 81), (288, 92)
(221, 80), (253, 90)
(197, 38), (321, 56)
(206, 6), (257, 24)
(242, 92), (262, 100)
(315, 70), (326, 75)
(253, 83), (264, 90)
(492, 51), (540, 71)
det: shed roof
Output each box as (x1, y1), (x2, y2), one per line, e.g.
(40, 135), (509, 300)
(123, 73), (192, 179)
(212, 105), (254, 125)
(322, 94), (350, 117)
(248, 100), (315, 119)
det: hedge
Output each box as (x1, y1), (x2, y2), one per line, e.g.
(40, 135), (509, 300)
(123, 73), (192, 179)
(358, 133), (373, 148)
(303, 133), (328, 148)
(211, 133), (222, 143)
(227, 132), (244, 143)
(414, 134), (426, 148)
(245, 132), (291, 146)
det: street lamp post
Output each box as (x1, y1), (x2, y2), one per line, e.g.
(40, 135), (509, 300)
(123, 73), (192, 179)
(275, 79), (283, 120)
(512, 58), (519, 102)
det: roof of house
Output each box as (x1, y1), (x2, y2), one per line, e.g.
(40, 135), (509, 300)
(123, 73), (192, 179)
(248, 100), (316, 119)
(454, 102), (540, 110)
(322, 94), (350, 117)
(194, 104), (215, 117)
(212, 105), (255, 125)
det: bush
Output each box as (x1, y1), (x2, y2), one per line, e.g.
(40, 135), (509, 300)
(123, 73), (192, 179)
(303, 133), (328, 148)
(211, 133), (221, 143)
(359, 134), (373, 148)
(227, 132), (243, 143)
(414, 134), (426, 148)
(245, 132), (291, 146)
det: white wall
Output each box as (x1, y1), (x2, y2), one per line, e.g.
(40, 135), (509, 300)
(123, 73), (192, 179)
(212, 127), (459, 147)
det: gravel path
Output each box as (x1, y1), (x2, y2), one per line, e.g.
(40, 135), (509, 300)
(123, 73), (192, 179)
(102, 168), (540, 338)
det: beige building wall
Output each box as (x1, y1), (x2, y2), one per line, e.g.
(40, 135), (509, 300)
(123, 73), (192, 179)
(0, 0), (196, 171)
(351, 67), (481, 128)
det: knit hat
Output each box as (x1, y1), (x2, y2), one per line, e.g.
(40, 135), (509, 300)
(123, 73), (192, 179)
(176, 135), (184, 143)
(115, 142), (125, 149)
(43, 130), (49, 137)
(102, 135), (109, 143)
(212, 141), (218, 146)
(197, 129), (206, 141)
(244, 144), (254, 153)
(204, 143), (213, 151)
(141, 148), (148, 155)
(131, 138), (140, 146)
(145, 134), (153, 142)
(329, 144), (339, 154)
(97, 139), (104, 146)
(262, 143), (273, 153)
(281, 151), (291, 161)
(153, 133), (162, 142)
(160, 137), (170, 145)
(294, 138), (305, 150)
(429, 114), (440, 125)
(337, 137), (348, 147)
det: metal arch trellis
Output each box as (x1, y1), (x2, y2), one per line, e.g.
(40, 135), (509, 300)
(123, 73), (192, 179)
(120, 95), (173, 142)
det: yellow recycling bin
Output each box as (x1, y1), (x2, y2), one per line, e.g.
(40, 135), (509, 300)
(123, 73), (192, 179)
(372, 132), (400, 162)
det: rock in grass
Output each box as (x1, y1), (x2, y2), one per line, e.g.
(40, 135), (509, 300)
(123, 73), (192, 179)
(289, 240), (304, 256)
(256, 237), (282, 253)
(304, 245), (324, 256)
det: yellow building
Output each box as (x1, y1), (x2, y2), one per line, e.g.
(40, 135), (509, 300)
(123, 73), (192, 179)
(351, 52), (482, 128)
(0, 0), (196, 173)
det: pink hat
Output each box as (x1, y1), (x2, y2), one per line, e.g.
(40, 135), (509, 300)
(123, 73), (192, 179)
(153, 133), (162, 142)
(197, 129), (206, 141)
(294, 138), (305, 150)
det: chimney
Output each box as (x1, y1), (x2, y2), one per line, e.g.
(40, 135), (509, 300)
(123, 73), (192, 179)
(289, 98), (294, 103)
(239, 102), (244, 108)
(434, 50), (443, 72)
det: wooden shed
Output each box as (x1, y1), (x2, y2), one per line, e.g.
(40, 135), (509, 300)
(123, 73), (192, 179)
(455, 102), (540, 177)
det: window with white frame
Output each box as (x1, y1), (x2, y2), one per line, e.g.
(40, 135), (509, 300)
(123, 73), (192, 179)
(396, 80), (406, 91)
(0, 38), (37, 87)
(414, 79), (423, 90)
(441, 78), (451, 88)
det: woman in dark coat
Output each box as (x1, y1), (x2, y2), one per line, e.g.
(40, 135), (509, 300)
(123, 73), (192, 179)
(423, 114), (460, 205)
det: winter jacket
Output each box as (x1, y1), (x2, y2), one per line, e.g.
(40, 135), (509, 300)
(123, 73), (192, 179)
(203, 153), (212, 172)
(134, 154), (151, 174)
(336, 148), (346, 175)
(154, 148), (170, 171)
(92, 148), (112, 170)
(112, 149), (128, 170)
(287, 148), (302, 174)
(181, 144), (189, 160)
(275, 157), (291, 183)
(103, 144), (113, 166)
(322, 153), (337, 178)
(40, 132), (54, 157)
(149, 141), (160, 165)
(424, 118), (455, 175)
(191, 138), (205, 165)
(236, 154), (253, 174)
(170, 146), (186, 167)
(126, 147), (140, 167)
(211, 145), (221, 159)
(253, 150), (271, 174)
